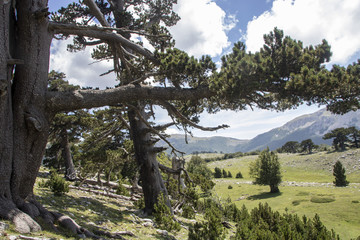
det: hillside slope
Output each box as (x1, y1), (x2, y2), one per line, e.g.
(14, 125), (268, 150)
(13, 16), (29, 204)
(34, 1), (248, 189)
(238, 108), (360, 152)
(161, 108), (360, 154)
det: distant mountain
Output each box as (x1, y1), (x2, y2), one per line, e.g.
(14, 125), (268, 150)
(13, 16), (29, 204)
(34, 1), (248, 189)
(162, 134), (249, 154)
(238, 108), (360, 152)
(160, 108), (360, 154)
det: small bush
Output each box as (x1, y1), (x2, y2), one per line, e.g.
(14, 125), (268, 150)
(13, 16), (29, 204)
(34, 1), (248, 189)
(134, 197), (145, 210)
(47, 171), (69, 196)
(292, 199), (307, 206)
(116, 183), (130, 196)
(235, 172), (243, 178)
(154, 193), (181, 232)
(182, 203), (196, 219)
(310, 196), (335, 203)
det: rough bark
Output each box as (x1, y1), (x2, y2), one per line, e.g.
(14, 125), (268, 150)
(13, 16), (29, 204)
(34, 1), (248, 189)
(270, 185), (280, 193)
(46, 85), (213, 112)
(60, 129), (76, 181)
(128, 104), (171, 215)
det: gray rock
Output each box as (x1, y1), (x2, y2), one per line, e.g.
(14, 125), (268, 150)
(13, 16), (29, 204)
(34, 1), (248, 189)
(0, 222), (9, 231)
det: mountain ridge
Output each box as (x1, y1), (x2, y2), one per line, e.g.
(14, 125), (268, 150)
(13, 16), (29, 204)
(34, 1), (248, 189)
(160, 108), (360, 154)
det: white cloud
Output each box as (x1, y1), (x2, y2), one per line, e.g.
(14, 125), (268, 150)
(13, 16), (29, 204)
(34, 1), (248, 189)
(170, 0), (236, 58)
(50, 38), (118, 89)
(245, 0), (360, 65)
(190, 105), (322, 139)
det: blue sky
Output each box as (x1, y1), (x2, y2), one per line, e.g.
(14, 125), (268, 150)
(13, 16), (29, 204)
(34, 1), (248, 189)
(48, 0), (360, 140)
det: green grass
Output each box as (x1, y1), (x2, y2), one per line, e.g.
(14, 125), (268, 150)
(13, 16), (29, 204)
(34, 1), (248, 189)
(209, 149), (360, 240)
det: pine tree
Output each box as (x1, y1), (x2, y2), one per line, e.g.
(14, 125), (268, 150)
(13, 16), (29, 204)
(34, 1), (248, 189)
(333, 161), (349, 187)
(249, 149), (282, 193)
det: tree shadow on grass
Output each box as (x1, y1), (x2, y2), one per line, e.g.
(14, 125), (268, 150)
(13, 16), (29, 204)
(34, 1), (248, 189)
(247, 191), (282, 200)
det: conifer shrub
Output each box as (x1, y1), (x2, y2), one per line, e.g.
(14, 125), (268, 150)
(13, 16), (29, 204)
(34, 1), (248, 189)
(182, 203), (196, 219)
(115, 182), (130, 196)
(47, 171), (69, 196)
(235, 171), (243, 178)
(153, 193), (181, 232)
(188, 198), (226, 240)
(333, 160), (349, 186)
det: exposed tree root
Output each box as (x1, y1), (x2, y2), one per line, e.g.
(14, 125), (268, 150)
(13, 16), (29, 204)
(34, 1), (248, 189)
(0, 198), (41, 234)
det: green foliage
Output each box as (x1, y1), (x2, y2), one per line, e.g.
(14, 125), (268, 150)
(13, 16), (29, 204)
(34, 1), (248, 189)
(281, 141), (300, 153)
(323, 127), (350, 151)
(214, 167), (222, 178)
(115, 182), (130, 196)
(153, 193), (181, 232)
(46, 171), (69, 196)
(134, 197), (145, 210)
(333, 160), (349, 186)
(182, 203), (196, 219)
(235, 203), (339, 240)
(249, 148), (282, 193)
(310, 196), (335, 203)
(187, 156), (213, 179)
(222, 169), (227, 178)
(235, 171), (243, 178)
(300, 139), (317, 153)
(189, 198), (226, 240)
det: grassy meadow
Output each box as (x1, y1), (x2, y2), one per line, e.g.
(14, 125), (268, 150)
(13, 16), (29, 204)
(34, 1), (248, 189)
(204, 149), (360, 239)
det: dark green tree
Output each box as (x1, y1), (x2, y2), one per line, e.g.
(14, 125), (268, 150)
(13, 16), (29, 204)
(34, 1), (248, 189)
(333, 161), (349, 187)
(249, 149), (282, 193)
(78, 107), (135, 184)
(222, 169), (228, 178)
(281, 141), (300, 153)
(300, 139), (317, 154)
(235, 172), (243, 178)
(45, 71), (94, 180)
(347, 126), (360, 148)
(214, 167), (222, 178)
(323, 127), (350, 151)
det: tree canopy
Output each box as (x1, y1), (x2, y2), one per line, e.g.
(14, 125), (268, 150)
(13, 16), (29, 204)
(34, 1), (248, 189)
(1, 0), (360, 236)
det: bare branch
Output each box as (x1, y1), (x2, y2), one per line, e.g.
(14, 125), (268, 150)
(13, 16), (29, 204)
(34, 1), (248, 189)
(48, 22), (157, 62)
(160, 101), (229, 131)
(83, 0), (110, 27)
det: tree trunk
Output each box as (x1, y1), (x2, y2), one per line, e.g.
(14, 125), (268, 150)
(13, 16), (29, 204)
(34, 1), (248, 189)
(60, 129), (76, 181)
(128, 103), (171, 215)
(270, 185), (279, 193)
(0, 0), (15, 224)
(0, 0), (54, 233)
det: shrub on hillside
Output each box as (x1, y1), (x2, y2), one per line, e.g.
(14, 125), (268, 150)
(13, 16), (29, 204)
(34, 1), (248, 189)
(333, 160), (349, 187)
(154, 193), (181, 232)
(47, 171), (69, 196)
(235, 171), (243, 178)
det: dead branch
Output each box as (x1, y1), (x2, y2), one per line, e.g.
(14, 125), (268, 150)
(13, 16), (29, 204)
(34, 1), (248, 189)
(160, 100), (229, 131)
(83, 0), (110, 27)
(158, 163), (192, 183)
(93, 229), (135, 239)
(48, 22), (156, 62)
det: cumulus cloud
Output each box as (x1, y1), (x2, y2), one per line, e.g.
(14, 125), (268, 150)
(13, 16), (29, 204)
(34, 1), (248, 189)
(170, 0), (236, 58)
(245, 0), (360, 65)
(50, 38), (118, 89)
